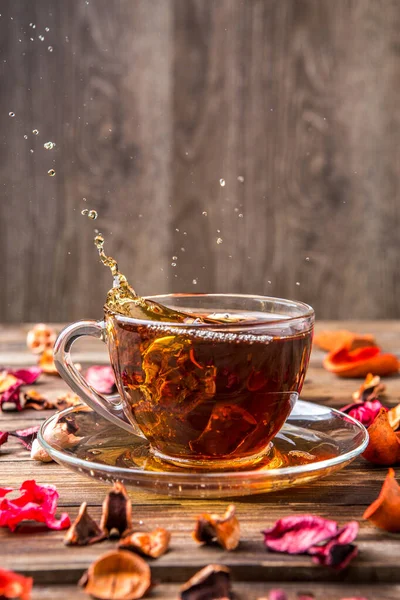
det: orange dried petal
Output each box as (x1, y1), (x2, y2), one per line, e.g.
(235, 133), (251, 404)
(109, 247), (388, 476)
(38, 349), (59, 376)
(388, 403), (400, 431)
(314, 330), (375, 352)
(323, 346), (399, 378)
(26, 323), (56, 355)
(362, 409), (400, 466)
(363, 469), (400, 532)
(352, 373), (386, 402)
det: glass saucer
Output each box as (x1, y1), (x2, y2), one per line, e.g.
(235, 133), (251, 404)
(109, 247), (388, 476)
(39, 400), (368, 498)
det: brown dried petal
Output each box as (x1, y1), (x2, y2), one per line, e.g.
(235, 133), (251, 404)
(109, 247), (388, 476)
(388, 403), (400, 431)
(193, 504), (240, 551)
(181, 564), (232, 600)
(352, 373), (386, 402)
(79, 550), (151, 600)
(55, 392), (82, 410)
(119, 527), (171, 558)
(64, 502), (105, 546)
(101, 482), (132, 539)
(23, 389), (53, 410)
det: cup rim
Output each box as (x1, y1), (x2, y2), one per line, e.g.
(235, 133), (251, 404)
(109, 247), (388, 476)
(105, 293), (315, 329)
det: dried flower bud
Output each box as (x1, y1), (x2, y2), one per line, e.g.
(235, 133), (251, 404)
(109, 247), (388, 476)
(30, 438), (53, 462)
(64, 502), (105, 546)
(79, 550), (151, 600)
(101, 482), (132, 539)
(26, 323), (56, 354)
(193, 504), (240, 551)
(119, 527), (171, 558)
(180, 564), (232, 600)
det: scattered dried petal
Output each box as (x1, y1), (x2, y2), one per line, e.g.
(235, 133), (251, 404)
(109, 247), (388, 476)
(119, 527), (171, 558)
(297, 595), (315, 600)
(100, 482), (132, 539)
(79, 550), (151, 600)
(323, 345), (399, 378)
(9, 367), (42, 385)
(0, 431), (9, 446)
(314, 330), (376, 352)
(0, 480), (70, 531)
(362, 409), (400, 465)
(388, 403), (400, 430)
(64, 502), (105, 546)
(0, 567), (33, 600)
(0, 368), (42, 412)
(363, 468), (400, 532)
(0, 379), (24, 411)
(352, 373), (386, 402)
(9, 425), (40, 450)
(193, 504), (240, 551)
(309, 521), (359, 569)
(341, 399), (385, 428)
(267, 591), (288, 600)
(55, 392), (82, 410)
(38, 349), (59, 375)
(23, 389), (53, 410)
(30, 438), (53, 463)
(262, 515), (338, 554)
(180, 564), (232, 600)
(86, 365), (116, 394)
(0, 372), (19, 393)
(26, 324), (56, 354)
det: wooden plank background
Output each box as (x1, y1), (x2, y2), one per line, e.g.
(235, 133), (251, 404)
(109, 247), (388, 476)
(1, 0), (399, 322)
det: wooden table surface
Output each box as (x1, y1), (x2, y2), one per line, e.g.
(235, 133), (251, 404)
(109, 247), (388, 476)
(0, 321), (399, 600)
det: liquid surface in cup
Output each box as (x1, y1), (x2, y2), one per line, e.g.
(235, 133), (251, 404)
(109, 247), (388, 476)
(106, 310), (312, 462)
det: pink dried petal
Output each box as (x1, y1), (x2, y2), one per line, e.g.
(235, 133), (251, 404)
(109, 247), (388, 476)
(0, 480), (70, 531)
(309, 521), (359, 570)
(269, 591), (288, 600)
(86, 366), (116, 394)
(0, 432), (8, 446)
(9, 425), (41, 450)
(297, 595), (315, 600)
(340, 598), (368, 600)
(341, 399), (385, 427)
(10, 367), (42, 385)
(0, 380), (23, 411)
(262, 515), (338, 554)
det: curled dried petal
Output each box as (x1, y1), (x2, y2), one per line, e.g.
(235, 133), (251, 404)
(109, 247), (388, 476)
(0, 567), (33, 600)
(26, 323), (56, 354)
(0, 380), (23, 411)
(193, 504), (240, 551)
(262, 515), (338, 554)
(119, 527), (171, 558)
(309, 521), (359, 570)
(30, 438), (53, 463)
(101, 482), (132, 539)
(9, 368), (42, 385)
(38, 349), (59, 375)
(341, 399), (385, 428)
(0, 431), (9, 447)
(180, 565), (232, 600)
(352, 373), (386, 402)
(323, 345), (399, 378)
(64, 502), (105, 546)
(362, 409), (400, 465)
(86, 366), (116, 394)
(314, 330), (376, 352)
(363, 468), (400, 532)
(79, 550), (151, 600)
(23, 389), (53, 410)
(9, 425), (40, 450)
(388, 403), (400, 430)
(55, 392), (82, 410)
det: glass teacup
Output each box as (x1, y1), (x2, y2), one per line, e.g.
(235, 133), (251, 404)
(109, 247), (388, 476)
(54, 294), (314, 470)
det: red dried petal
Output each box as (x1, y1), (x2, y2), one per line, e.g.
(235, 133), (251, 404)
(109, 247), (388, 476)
(0, 380), (24, 411)
(9, 426), (40, 450)
(341, 399), (385, 427)
(0, 480), (70, 531)
(0, 567), (33, 600)
(0, 431), (9, 446)
(9, 367), (42, 385)
(86, 366), (116, 394)
(309, 521), (359, 570)
(262, 515), (338, 554)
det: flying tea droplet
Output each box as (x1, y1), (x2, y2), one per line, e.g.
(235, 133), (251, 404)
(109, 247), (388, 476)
(202, 211), (208, 216)
(171, 262), (177, 267)
(8, 112), (15, 117)
(23, 135), (28, 139)
(88, 210), (97, 220)
(32, 129), (39, 135)
(172, 256), (177, 260)
(192, 279), (198, 285)
(296, 281), (300, 286)
(45, 27), (50, 32)
(48, 169), (56, 176)
(237, 176), (244, 183)
(47, 45), (53, 52)
(44, 141), (55, 150)
(219, 178), (226, 187)
(238, 213), (243, 218)
(305, 257), (310, 261)
(216, 237), (223, 244)
(81, 209), (89, 216)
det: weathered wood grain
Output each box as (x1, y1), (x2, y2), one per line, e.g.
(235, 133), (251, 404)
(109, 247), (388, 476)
(1, 1), (400, 321)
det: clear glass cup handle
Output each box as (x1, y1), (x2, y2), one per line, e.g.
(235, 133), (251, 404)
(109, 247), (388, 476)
(53, 320), (140, 435)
